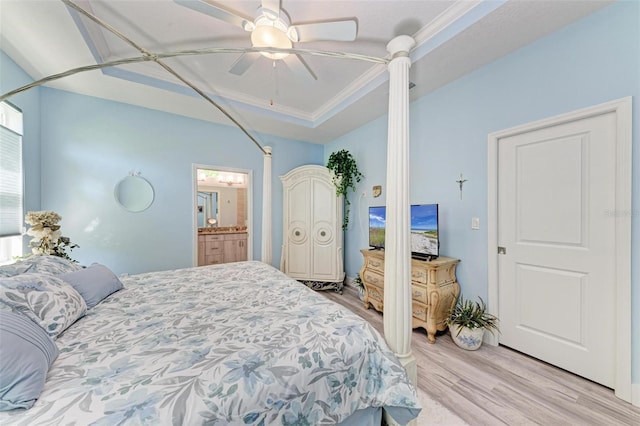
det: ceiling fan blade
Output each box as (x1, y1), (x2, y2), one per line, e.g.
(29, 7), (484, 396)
(229, 52), (261, 75)
(174, 0), (253, 31)
(261, 0), (280, 16)
(284, 54), (317, 81)
(291, 20), (357, 42)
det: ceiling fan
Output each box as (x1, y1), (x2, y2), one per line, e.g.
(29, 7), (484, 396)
(175, 0), (358, 80)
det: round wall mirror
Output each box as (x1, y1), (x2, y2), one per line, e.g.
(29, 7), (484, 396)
(114, 175), (154, 212)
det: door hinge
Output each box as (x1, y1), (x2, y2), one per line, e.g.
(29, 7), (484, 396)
(498, 246), (507, 255)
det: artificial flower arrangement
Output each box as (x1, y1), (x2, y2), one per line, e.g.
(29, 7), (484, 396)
(24, 210), (79, 261)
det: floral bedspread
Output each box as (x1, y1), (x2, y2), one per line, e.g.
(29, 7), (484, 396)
(1, 261), (420, 425)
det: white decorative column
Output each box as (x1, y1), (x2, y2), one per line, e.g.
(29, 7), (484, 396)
(384, 35), (417, 387)
(261, 146), (273, 265)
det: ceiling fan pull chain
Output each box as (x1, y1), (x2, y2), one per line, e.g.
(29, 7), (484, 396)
(270, 60), (280, 107)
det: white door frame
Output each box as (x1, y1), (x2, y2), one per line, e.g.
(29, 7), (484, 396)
(487, 97), (632, 403)
(192, 163), (254, 266)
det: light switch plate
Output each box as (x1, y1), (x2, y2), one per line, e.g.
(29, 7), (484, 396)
(471, 218), (480, 230)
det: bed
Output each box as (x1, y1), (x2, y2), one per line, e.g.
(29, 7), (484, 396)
(0, 257), (420, 425)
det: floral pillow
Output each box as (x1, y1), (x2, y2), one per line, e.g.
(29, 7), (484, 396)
(0, 261), (32, 278)
(0, 273), (87, 338)
(20, 255), (83, 275)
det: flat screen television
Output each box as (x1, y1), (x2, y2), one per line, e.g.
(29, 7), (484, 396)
(368, 206), (387, 249)
(368, 204), (439, 260)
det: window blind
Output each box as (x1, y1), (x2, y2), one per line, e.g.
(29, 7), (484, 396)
(0, 124), (23, 237)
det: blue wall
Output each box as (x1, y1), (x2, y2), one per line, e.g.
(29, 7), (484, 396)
(326, 1), (639, 383)
(1, 51), (324, 275)
(34, 89), (322, 274)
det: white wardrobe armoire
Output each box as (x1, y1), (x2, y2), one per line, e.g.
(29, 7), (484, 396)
(280, 165), (344, 288)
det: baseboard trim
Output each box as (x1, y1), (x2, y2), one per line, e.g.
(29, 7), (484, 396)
(632, 383), (640, 407)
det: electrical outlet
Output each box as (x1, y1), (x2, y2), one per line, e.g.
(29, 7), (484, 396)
(471, 218), (480, 230)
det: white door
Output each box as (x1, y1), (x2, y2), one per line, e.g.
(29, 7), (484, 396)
(497, 111), (617, 387)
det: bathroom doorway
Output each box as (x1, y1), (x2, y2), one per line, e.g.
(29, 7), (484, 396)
(192, 164), (252, 266)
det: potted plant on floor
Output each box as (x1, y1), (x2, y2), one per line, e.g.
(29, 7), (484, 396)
(445, 295), (499, 350)
(352, 273), (365, 301)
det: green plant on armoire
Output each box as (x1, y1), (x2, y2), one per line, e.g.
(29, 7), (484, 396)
(326, 149), (363, 230)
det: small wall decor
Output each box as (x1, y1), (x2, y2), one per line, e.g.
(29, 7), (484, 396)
(115, 173), (155, 212)
(456, 173), (468, 200)
(373, 185), (382, 198)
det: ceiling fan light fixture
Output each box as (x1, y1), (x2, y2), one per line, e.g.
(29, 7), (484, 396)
(251, 16), (292, 60)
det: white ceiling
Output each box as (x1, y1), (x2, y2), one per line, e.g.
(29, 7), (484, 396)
(0, 0), (612, 144)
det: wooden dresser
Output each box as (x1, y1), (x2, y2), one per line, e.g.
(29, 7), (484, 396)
(198, 232), (248, 266)
(359, 249), (460, 343)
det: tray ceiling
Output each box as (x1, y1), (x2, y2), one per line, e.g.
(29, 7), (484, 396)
(0, 0), (612, 143)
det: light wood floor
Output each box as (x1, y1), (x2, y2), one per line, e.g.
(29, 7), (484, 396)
(322, 285), (640, 426)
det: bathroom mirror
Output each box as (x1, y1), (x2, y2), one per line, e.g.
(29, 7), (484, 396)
(114, 175), (154, 212)
(197, 191), (219, 228)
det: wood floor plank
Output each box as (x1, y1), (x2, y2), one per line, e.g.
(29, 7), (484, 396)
(322, 285), (640, 425)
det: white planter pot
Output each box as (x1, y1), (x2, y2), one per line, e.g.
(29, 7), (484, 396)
(358, 287), (365, 301)
(449, 324), (485, 350)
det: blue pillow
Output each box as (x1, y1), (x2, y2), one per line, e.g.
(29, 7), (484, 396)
(0, 310), (58, 411)
(59, 263), (123, 309)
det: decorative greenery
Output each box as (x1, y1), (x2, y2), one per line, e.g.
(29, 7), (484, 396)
(445, 296), (500, 336)
(352, 273), (364, 290)
(25, 211), (79, 262)
(326, 150), (363, 230)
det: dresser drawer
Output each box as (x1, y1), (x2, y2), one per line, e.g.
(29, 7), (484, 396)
(362, 269), (384, 288)
(204, 254), (223, 265)
(205, 241), (223, 255)
(365, 255), (384, 273)
(430, 265), (457, 286)
(411, 268), (427, 284)
(366, 285), (384, 302)
(224, 233), (247, 241)
(203, 234), (224, 243)
(411, 284), (428, 304)
(412, 301), (428, 322)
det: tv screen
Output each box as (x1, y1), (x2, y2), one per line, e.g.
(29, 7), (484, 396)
(368, 204), (439, 259)
(368, 206), (386, 249)
(410, 204), (439, 259)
